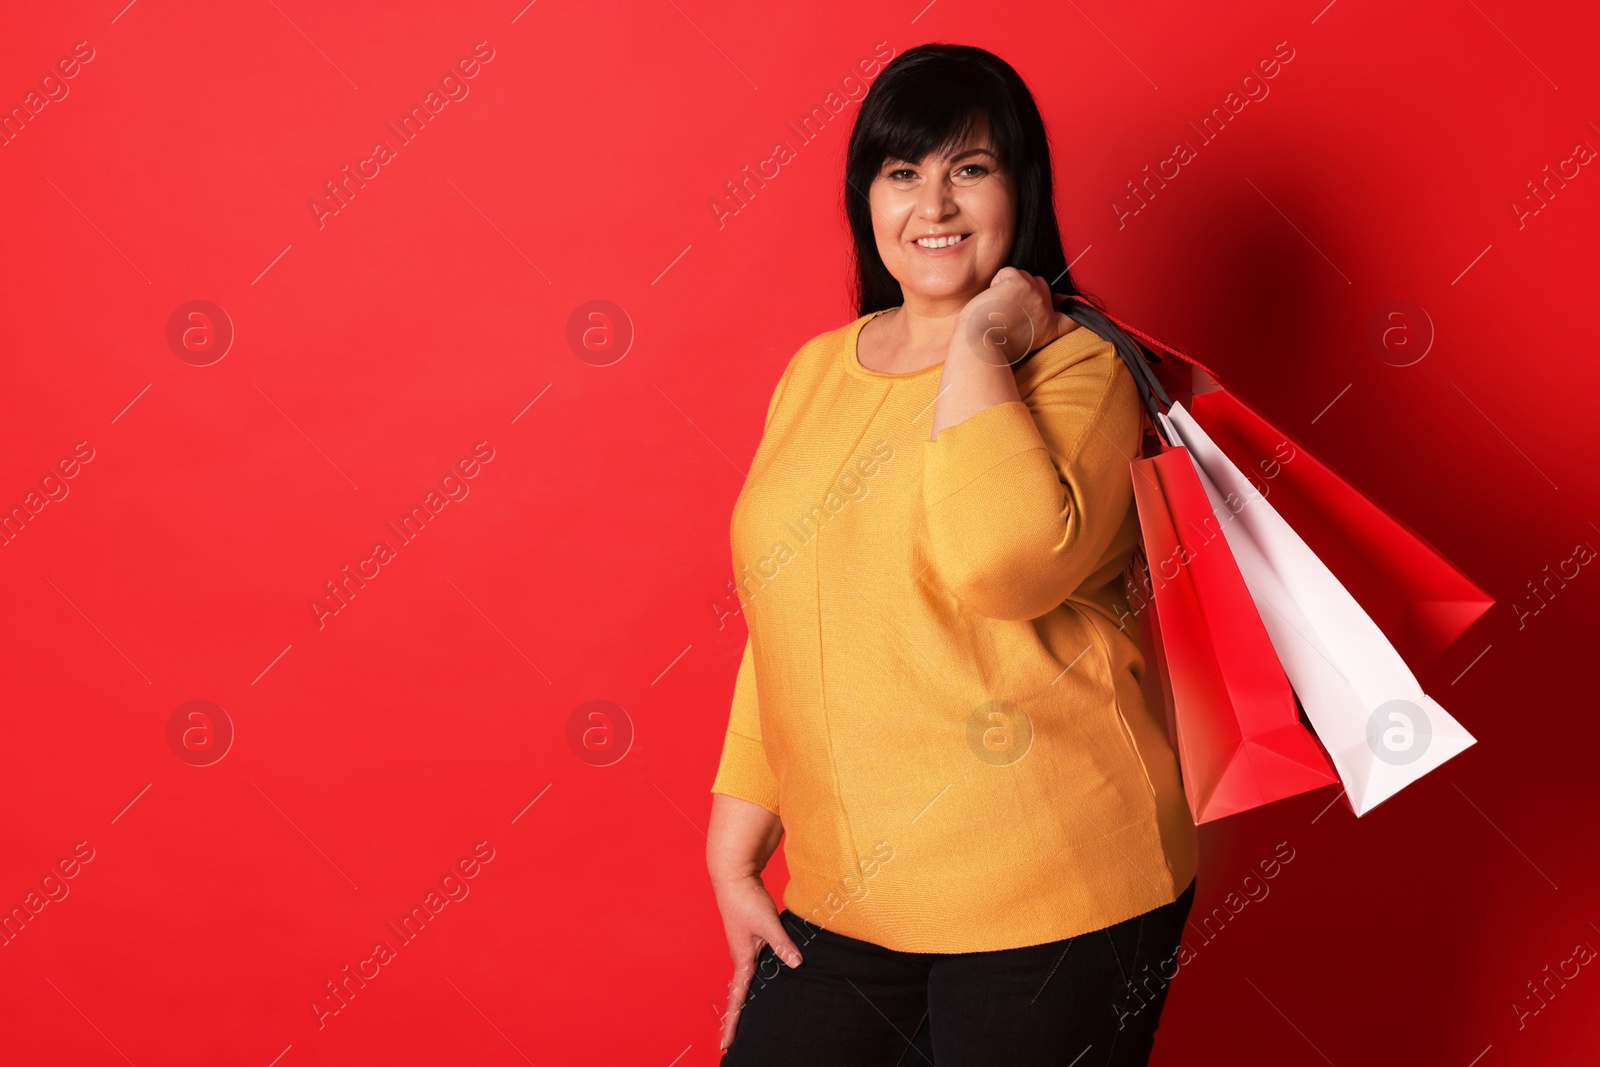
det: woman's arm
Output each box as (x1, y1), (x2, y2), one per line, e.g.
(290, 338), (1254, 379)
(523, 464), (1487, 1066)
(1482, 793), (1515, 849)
(708, 792), (804, 1051)
(708, 638), (797, 1050)
(706, 790), (785, 886)
(923, 269), (1140, 621)
(930, 267), (1073, 440)
(709, 637), (782, 812)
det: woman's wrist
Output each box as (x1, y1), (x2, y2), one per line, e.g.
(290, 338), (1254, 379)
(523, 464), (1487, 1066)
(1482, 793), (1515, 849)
(707, 792), (784, 889)
(710, 857), (764, 895)
(931, 328), (1024, 439)
(707, 848), (766, 884)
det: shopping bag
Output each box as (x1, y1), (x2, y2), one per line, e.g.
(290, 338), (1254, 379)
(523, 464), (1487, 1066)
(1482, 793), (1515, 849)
(1185, 387), (1494, 665)
(1129, 434), (1341, 824)
(1060, 293), (1493, 664)
(1161, 403), (1478, 816)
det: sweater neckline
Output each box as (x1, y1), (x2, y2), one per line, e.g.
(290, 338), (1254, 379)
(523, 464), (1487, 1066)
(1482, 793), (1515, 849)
(845, 307), (945, 381)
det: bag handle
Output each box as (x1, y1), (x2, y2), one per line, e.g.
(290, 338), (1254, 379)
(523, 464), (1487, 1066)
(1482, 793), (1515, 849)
(1054, 294), (1224, 448)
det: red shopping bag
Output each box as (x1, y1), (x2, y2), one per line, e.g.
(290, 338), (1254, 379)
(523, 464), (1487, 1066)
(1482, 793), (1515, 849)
(1062, 293), (1493, 668)
(1186, 388), (1494, 665)
(1128, 432), (1341, 824)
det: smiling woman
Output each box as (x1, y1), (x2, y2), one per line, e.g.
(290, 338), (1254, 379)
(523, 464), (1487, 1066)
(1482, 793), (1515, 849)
(707, 42), (1199, 1067)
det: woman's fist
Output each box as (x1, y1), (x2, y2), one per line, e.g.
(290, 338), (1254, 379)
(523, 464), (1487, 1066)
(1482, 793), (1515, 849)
(952, 266), (1078, 366)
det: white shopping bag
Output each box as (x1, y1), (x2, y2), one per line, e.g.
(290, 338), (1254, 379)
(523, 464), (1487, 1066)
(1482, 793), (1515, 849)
(1158, 403), (1476, 817)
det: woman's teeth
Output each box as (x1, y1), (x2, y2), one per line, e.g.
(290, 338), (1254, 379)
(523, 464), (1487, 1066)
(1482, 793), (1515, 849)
(915, 234), (968, 248)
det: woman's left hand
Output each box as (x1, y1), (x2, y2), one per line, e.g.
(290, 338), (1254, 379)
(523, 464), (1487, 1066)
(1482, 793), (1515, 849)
(952, 267), (1078, 366)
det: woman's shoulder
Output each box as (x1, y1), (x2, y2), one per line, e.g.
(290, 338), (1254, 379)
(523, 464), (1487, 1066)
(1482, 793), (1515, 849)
(755, 313), (866, 425)
(1014, 319), (1145, 427)
(806, 310), (873, 355)
(779, 311), (871, 376)
(1018, 317), (1118, 382)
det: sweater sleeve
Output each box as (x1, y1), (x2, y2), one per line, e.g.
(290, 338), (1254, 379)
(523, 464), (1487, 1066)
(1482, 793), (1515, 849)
(709, 634), (781, 815)
(922, 333), (1142, 622)
(707, 353), (800, 816)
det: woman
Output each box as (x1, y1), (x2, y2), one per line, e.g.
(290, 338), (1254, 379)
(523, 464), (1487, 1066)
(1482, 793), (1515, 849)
(708, 43), (1198, 1066)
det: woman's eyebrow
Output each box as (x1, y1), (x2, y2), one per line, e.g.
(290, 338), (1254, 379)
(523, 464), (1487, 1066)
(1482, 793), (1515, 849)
(883, 146), (997, 168)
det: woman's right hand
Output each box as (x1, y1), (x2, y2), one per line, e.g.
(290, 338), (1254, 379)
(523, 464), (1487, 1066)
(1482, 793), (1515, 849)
(952, 266), (1078, 364)
(712, 869), (805, 1051)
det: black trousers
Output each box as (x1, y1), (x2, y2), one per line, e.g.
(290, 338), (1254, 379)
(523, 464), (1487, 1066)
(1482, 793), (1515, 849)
(721, 878), (1196, 1067)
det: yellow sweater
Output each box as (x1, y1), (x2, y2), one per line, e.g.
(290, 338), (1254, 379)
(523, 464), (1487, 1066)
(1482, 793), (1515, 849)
(712, 308), (1198, 953)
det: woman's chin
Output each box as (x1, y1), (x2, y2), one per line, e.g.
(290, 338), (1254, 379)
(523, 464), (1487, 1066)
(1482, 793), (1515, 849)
(900, 274), (983, 303)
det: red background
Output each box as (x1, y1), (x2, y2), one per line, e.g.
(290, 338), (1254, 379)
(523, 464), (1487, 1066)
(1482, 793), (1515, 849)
(2, 1), (1596, 1064)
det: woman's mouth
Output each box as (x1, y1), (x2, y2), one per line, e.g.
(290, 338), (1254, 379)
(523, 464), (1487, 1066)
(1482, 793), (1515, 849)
(912, 233), (971, 253)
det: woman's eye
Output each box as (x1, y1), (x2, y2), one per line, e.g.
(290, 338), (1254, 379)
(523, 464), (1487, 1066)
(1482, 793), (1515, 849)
(882, 163), (989, 182)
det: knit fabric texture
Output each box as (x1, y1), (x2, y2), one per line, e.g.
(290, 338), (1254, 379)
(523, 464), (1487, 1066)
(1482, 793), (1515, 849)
(712, 308), (1198, 953)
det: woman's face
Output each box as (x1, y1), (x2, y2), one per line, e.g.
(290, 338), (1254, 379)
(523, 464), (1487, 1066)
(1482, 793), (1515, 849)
(867, 117), (1016, 308)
